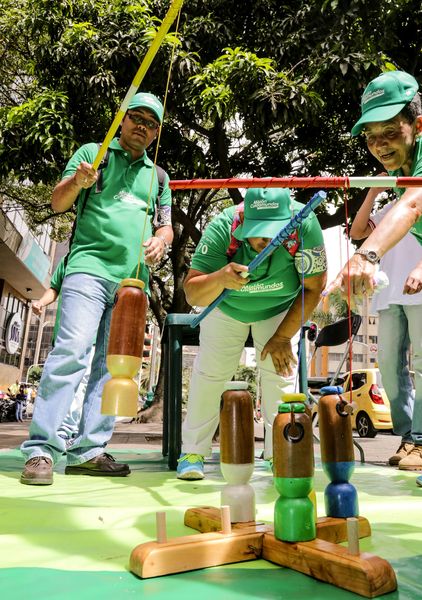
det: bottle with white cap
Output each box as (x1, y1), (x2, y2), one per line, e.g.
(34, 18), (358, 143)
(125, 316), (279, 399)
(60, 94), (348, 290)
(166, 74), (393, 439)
(220, 381), (256, 523)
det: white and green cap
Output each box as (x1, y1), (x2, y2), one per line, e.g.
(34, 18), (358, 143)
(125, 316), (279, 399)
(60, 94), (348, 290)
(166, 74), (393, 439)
(233, 187), (292, 240)
(128, 92), (164, 123)
(351, 71), (419, 136)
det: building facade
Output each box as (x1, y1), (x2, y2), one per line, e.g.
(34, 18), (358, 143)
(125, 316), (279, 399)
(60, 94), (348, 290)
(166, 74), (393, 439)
(0, 203), (56, 389)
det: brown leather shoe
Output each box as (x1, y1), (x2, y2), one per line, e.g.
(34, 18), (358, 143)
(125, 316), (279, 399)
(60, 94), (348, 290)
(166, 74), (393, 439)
(388, 442), (414, 466)
(21, 456), (53, 485)
(65, 452), (130, 477)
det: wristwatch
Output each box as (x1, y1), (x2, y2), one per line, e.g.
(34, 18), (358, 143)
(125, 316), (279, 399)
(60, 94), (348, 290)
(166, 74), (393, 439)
(354, 249), (380, 264)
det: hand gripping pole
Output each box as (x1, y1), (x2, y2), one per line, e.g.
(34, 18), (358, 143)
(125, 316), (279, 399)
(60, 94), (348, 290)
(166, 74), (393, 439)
(190, 190), (327, 328)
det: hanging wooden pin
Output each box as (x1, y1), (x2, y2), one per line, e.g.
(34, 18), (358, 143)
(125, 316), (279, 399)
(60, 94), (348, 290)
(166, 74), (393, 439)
(102, 278), (148, 417)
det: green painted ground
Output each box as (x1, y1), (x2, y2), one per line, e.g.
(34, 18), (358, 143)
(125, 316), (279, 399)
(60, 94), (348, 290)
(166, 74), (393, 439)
(1, 448), (421, 599)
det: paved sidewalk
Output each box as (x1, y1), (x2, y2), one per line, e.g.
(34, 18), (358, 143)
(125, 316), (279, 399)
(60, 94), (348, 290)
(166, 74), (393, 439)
(0, 417), (402, 467)
(0, 418), (163, 451)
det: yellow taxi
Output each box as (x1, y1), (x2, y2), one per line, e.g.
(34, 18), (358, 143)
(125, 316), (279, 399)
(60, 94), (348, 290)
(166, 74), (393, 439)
(341, 369), (392, 438)
(310, 368), (393, 438)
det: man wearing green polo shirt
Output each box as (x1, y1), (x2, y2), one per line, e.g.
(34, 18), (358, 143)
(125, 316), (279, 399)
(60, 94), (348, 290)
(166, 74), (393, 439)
(177, 187), (327, 479)
(20, 92), (173, 485)
(326, 70), (422, 295)
(325, 70), (422, 487)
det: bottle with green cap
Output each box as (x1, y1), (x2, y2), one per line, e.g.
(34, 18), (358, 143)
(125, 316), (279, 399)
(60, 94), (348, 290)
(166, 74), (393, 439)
(272, 401), (315, 542)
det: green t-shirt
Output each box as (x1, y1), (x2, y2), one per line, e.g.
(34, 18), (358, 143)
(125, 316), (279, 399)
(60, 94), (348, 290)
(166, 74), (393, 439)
(49, 258), (65, 345)
(389, 137), (422, 245)
(50, 257), (66, 292)
(191, 202), (326, 323)
(62, 139), (172, 285)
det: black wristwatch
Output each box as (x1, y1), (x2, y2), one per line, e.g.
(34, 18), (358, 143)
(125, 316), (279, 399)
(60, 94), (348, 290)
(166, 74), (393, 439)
(354, 249), (380, 264)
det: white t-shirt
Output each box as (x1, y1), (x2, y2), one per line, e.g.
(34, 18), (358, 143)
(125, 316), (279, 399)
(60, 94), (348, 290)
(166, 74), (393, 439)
(370, 201), (422, 312)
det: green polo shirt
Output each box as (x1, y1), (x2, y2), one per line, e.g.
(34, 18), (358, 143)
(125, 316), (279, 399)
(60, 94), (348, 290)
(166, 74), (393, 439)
(49, 258), (66, 345)
(389, 137), (422, 245)
(62, 139), (172, 285)
(191, 203), (326, 323)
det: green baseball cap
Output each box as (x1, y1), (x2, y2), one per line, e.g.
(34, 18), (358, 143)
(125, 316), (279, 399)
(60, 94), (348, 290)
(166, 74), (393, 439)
(128, 92), (164, 123)
(233, 187), (292, 240)
(351, 71), (419, 136)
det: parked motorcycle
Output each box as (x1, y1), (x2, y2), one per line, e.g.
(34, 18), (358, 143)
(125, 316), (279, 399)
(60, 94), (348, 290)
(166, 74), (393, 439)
(0, 393), (17, 422)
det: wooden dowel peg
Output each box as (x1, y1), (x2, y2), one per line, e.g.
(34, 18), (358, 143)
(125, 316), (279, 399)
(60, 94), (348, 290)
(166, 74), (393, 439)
(221, 505), (232, 535)
(347, 517), (360, 556)
(156, 511), (167, 544)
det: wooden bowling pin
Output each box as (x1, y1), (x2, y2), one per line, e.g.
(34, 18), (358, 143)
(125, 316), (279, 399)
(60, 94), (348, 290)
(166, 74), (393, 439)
(102, 278), (148, 416)
(279, 392), (317, 521)
(220, 381), (255, 522)
(318, 385), (358, 518)
(273, 402), (315, 542)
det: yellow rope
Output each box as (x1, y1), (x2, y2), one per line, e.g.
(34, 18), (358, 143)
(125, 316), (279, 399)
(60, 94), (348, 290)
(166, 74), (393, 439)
(135, 5), (182, 280)
(91, 0), (184, 171)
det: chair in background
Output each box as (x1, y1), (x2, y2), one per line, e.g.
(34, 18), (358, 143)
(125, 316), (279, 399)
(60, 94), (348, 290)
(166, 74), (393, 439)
(300, 314), (365, 463)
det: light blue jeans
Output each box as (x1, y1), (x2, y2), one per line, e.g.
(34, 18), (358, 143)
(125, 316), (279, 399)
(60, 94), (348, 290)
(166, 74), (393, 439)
(377, 304), (422, 445)
(21, 273), (119, 465)
(58, 346), (95, 440)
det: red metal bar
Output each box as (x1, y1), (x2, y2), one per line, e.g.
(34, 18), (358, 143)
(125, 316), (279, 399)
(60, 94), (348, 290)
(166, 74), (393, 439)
(168, 176), (349, 190)
(168, 176), (422, 190)
(396, 177), (422, 187)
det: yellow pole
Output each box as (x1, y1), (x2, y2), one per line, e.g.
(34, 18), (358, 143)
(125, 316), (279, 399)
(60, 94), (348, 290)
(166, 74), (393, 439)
(92, 0), (184, 170)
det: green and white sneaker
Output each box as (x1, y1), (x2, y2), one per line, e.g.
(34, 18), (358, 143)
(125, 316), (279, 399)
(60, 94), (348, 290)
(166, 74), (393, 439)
(177, 453), (204, 480)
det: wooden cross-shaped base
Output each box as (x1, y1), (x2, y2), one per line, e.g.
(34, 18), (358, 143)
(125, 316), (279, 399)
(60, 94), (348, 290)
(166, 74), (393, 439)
(130, 507), (397, 598)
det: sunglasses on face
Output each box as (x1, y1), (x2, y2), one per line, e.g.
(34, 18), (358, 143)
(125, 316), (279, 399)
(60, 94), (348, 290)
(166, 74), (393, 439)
(126, 112), (159, 130)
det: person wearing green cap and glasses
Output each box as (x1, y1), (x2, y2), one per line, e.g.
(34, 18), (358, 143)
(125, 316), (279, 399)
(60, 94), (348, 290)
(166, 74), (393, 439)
(177, 187), (327, 480)
(324, 70), (422, 484)
(20, 92), (173, 486)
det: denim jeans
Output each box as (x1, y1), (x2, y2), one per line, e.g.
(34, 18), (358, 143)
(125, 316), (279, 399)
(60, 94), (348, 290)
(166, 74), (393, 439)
(58, 346), (95, 440)
(15, 401), (24, 421)
(377, 304), (422, 444)
(21, 273), (119, 465)
(182, 308), (299, 459)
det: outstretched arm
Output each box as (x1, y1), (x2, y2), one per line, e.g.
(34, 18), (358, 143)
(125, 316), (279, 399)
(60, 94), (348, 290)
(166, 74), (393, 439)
(325, 187), (422, 297)
(350, 173), (388, 240)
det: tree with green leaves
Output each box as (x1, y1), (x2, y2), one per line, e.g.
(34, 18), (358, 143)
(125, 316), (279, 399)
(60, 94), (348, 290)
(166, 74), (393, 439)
(1, 0), (421, 415)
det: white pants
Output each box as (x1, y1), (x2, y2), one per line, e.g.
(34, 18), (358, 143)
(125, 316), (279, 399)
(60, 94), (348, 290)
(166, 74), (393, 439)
(182, 308), (299, 459)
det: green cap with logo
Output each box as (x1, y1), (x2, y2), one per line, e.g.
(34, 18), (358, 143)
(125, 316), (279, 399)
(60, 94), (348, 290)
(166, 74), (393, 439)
(233, 187), (292, 240)
(128, 92), (164, 124)
(351, 71), (419, 136)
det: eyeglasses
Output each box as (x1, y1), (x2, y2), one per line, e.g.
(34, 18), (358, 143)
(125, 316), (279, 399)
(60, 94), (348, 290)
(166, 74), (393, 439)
(126, 112), (159, 130)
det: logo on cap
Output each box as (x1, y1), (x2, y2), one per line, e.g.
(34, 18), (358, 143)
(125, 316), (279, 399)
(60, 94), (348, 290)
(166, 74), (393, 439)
(362, 89), (385, 105)
(250, 200), (279, 210)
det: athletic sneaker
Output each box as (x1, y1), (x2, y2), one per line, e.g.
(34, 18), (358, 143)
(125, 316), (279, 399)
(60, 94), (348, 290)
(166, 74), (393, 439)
(176, 453), (204, 480)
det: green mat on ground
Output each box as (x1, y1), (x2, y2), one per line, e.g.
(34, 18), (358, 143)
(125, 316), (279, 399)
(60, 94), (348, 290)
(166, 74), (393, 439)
(1, 447), (421, 599)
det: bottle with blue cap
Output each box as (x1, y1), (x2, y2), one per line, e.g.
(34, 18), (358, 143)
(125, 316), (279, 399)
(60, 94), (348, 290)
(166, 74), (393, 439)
(318, 385), (358, 518)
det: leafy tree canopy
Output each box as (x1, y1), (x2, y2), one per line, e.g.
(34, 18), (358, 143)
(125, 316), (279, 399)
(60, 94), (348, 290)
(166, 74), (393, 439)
(1, 0), (422, 320)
